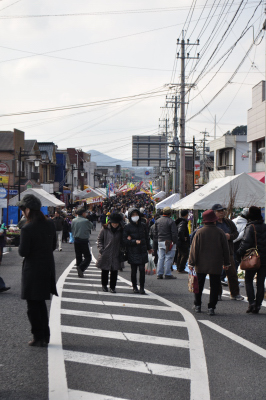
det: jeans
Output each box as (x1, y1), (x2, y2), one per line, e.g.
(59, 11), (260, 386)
(26, 300), (50, 341)
(245, 267), (266, 307)
(69, 232), (74, 243)
(74, 240), (92, 272)
(101, 270), (118, 289)
(56, 231), (63, 250)
(93, 221), (97, 231)
(177, 243), (190, 272)
(157, 241), (176, 276)
(219, 255), (239, 297)
(194, 273), (221, 309)
(131, 264), (145, 288)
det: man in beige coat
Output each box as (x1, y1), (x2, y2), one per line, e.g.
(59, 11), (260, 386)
(188, 210), (230, 315)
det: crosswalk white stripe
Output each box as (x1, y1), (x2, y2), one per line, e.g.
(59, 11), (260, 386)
(65, 281), (133, 290)
(64, 350), (191, 380)
(61, 296), (175, 310)
(61, 325), (189, 348)
(61, 309), (187, 327)
(68, 389), (128, 400)
(63, 288), (148, 298)
(68, 273), (101, 276)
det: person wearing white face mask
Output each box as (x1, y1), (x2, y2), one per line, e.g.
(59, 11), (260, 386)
(123, 208), (152, 294)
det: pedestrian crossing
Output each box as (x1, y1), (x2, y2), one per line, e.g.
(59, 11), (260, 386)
(48, 258), (210, 400)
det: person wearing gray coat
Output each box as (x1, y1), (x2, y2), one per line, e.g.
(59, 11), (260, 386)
(96, 213), (123, 293)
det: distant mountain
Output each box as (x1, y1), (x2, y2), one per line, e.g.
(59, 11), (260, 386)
(88, 150), (132, 168)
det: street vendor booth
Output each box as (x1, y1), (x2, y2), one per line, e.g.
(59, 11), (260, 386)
(8, 188), (65, 208)
(152, 191), (166, 201)
(156, 193), (180, 210)
(171, 173), (265, 211)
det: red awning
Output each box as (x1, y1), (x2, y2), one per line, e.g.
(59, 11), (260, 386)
(248, 172), (265, 183)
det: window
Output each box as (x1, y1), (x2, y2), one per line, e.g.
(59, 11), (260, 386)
(255, 139), (265, 162)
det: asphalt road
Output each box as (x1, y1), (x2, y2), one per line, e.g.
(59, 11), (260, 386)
(0, 223), (265, 400)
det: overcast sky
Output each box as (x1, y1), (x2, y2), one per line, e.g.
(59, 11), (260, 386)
(0, 0), (264, 162)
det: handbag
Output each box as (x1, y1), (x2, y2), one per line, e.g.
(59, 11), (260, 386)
(188, 269), (199, 294)
(240, 224), (261, 271)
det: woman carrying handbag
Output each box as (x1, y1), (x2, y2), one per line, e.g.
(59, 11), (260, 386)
(237, 206), (266, 314)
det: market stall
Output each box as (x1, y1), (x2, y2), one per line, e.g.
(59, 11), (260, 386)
(171, 173), (265, 210)
(8, 188), (65, 207)
(156, 193), (180, 210)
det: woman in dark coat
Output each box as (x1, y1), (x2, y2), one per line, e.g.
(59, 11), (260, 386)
(123, 208), (152, 295)
(18, 194), (58, 347)
(96, 213), (123, 293)
(237, 206), (266, 314)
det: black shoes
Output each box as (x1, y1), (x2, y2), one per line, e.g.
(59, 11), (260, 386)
(77, 266), (84, 278)
(194, 305), (201, 313)
(165, 275), (177, 279)
(0, 287), (11, 293)
(207, 308), (215, 316)
(102, 286), (108, 292)
(133, 287), (139, 294)
(252, 306), (260, 314)
(28, 339), (47, 347)
(157, 275), (163, 279)
(110, 288), (116, 293)
(139, 288), (146, 295)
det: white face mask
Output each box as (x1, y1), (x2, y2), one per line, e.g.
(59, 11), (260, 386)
(131, 216), (139, 222)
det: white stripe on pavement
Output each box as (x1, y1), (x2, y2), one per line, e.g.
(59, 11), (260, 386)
(61, 309), (187, 327)
(61, 296), (174, 310)
(199, 320), (266, 359)
(203, 289), (266, 307)
(65, 280), (132, 289)
(64, 290), (156, 300)
(64, 350), (191, 380)
(61, 325), (189, 348)
(68, 389), (128, 400)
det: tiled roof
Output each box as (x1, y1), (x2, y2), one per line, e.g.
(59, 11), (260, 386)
(24, 140), (37, 153)
(38, 142), (55, 162)
(0, 131), (14, 150)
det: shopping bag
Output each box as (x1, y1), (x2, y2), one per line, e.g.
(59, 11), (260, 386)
(188, 269), (199, 294)
(145, 253), (156, 275)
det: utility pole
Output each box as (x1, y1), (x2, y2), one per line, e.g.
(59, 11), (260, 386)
(262, 11), (266, 221)
(177, 32), (200, 198)
(193, 136), (196, 193)
(200, 129), (210, 184)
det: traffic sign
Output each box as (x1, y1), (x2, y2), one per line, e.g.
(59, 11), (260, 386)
(0, 163), (8, 175)
(0, 176), (9, 184)
(8, 189), (18, 195)
(145, 171), (150, 176)
(0, 187), (7, 199)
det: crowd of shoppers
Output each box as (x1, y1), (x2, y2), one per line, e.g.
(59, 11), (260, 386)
(0, 188), (265, 348)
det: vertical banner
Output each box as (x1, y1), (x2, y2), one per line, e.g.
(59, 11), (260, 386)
(194, 161), (200, 184)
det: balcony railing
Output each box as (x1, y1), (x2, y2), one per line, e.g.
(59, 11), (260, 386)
(217, 165), (233, 171)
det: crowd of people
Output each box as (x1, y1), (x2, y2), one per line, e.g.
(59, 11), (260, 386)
(0, 190), (265, 347)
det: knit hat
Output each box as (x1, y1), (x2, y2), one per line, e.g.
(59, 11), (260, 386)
(109, 213), (123, 224)
(246, 206), (263, 221)
(17, 194), (41, 211)
(240, 208), (249, 219)
(202, 210), (218, 223)
(163, 207), (171, 215)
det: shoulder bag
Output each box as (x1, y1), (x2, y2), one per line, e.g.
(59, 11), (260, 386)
(240, 224), (261, 271)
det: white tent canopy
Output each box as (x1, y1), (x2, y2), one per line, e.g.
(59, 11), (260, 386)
(75, 187), (106, 199)
(171, 173), (265, 210)
(152, 191), (166, 200)
(9, 188), (65, 207)
(156, 193), (180, 210)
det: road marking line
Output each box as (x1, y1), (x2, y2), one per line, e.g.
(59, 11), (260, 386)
(61, 296), (174, 310)
(65, 280), (132, 289)
(199, 320), (266, 359)
(64, 290), (156, 300)
(68, 273), (101, 276)
(202, 289), (230, 298)
(68, 389), (128, 400)
(64, 350), (191, 380)
(61, 325), (189, 348)
(118, 275), (210, 399)
(220, 289), (266, 307)
(48, 260), (75, 400)
(61, 309), (187, 327)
